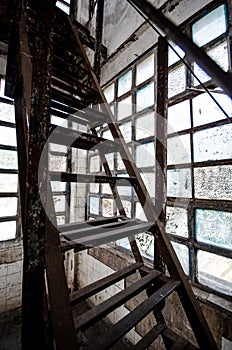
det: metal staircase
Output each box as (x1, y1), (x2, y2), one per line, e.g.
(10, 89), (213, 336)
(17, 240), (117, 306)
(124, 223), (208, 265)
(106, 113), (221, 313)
(4, 0), (220, 349)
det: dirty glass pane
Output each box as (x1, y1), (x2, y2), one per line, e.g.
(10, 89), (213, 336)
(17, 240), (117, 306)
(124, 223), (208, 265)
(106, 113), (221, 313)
(192, 91), (232, 126)
(168, 100), (191, 133)
(136, 232), (154, 257)
(89, 183), (99, 194)
(135, 112), (155, 140)
(49, 154), (66, 172)
(136, 54), (154, 85)
(141, 172), (155, 198)
(193, 124), (232, 162)
(51, 181), (66, 192)
(167, 134), (191, 165)
(0, 102), (15, 123)
(0, 150), (18, 169)
(121, 200), (131, 218)
(50, 143), (67, 153)
(192, 5), (227, 47)
(89, 155), (100, 173)
(0, 126), (17, 146)
(0, 197), (17, 217)
(0, 221), (16, 241)
(117, 95), (132, 120)
(168, 64), (185, 98)
(172, 242), (189, 275)
(105, 152), (114, 171)
(57, 215), (66, 226)
(136, 142), (155, 168)
(102, 183), (111, 194)
(0, 174), (18, 193)
(136, 82), (154, 112)
(167, 168), (192, 198)
(166, 206), (188, 237)
(194, 165), (232, 200)
(89, 196), (99, 215)
(197, 251), (232, 296)
(119, 121), (132, 143)
(168, 42), (185, 66)
(118, 70), (132, 97)
(104, 83), (114, 103)
(102, 198), (114, 217)
(196, 209), (232, 250)
(53, 195), (65, 212)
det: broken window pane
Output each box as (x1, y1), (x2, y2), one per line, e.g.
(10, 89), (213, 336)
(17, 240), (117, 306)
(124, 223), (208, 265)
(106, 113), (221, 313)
(0, 102), (15, 123)
(167, 168), (192, 198)
(119, 121), (132, 143)
(168, 42), (185, 66)
(136, 82), (154, 112)
(197, 251), (232, 296)
(168, 100), (191, 133)
(172, 241), (189, 275)
(136, 54), (154, 85)
(89, 196), (99, 215)
(0, 221), (16, 241)
(102, 198), (114, 217)
(135, 112), (155, 140)
(167, 134), (191, 165)
(194, 165), (232, 200)
(53, 195), (65, 212)
(168, 64), (185, 98)
(193, 124), (232, 162)
(0, 150), (18, 169)
(104, 83), (114, 103)
(0, 126), (17, 146)
(166, 206), (188, 238)
(0, 197), (17, 217)
(0, 174), (18, 193)
(136, 142), (156, 168)
(117, 95), (132, 120)
(118, 70), (132, 97)
(192, 5), (227, 47)
(196, 209), (232, 250)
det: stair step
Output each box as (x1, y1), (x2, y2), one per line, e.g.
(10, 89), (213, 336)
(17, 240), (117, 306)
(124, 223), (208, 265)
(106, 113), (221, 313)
(51, 77), (97, 101)
(70, 262), (143, 306)
(75, 269), (162, 331)
(85, 280), (180, 350)
(52, 88), (92, 110)
(131, 324), (166, 350)
(49, 124), (120, 152)
(59, 215), (125, 232)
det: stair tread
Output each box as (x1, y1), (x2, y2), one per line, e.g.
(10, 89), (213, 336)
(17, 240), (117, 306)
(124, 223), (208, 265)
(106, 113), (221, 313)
(70, 262), (143, 306)
(85, 280), (180, 350)
(59, 215), (125, 232)
(131, 323), (166, 350)
(74, 269), (162, 330)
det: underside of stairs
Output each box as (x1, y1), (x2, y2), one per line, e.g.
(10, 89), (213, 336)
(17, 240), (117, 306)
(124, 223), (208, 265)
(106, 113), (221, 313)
(3, 0), (221, 349)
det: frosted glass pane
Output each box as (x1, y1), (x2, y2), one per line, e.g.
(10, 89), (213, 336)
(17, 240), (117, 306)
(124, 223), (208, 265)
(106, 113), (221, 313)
(49, 155), (66, 171)
(0, 126), (16, 146)
(136, 142), (155, 168)
(167, 134), (191, 165)
(172, 242), (189, 275)
(90, 155), (100, 173)
(104, 83), (114, 103)
(196, 209), (232, 249)
(89, 183), (99, 194)
(194, 165), (232, 200)
(136, 82), (154, 112)
(0, 197), (17, 217)
(102, 183), (111, 194)
(102, 198), (114, 217)
(168, 42), (185, 66)
(0, 150), (18, 169)
(141, 172), (155, 197)
(119, 122), (131, 143)
(192, 91), (232, 126)
(193, 124), (232, 162)
(168, 100), (191, 133)
(192, 5), (227, 47)
(168, 64), (185, 98)
(117, 96), (132, 120)
(136, 54), (154, 85)
(197, 251), (232, 296)
(166, 206), (188, 237)
(0, 102), (15, 123)
(0, 174), (18, 192)
(57, 215), (66, 226)
(54, 195), (65, 212)
(89, 197), (99, 215)
(0, 221), (16, 241)
(51, 181), (66, 192)
(167, 169), (192, 198)
(135, 112), (155, 140)
(118, 70), (132, 97)
(105, 152), (114, 170)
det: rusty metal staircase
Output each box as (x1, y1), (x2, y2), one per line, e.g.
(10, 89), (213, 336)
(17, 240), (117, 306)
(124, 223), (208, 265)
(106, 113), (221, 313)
(4, 1), (219, 349)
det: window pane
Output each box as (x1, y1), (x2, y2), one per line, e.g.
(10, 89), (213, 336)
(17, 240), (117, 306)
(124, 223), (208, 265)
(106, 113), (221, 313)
(117, 174), (131, 197)
(193, 124), (232, 162)
(51, 181), (66, 192)
(0, 150), (18, 169)
(167, 134), (191, 165)
(118, 70), (132, 97)
(119, 121), (132, 143)
(89, 196), (99, 215)
(172, 242), (189, 275)
(141, 172), (155, 197)
(89, 183), (99, 194)
(0, 221), (16, 241)
(197, 251), (232, 296)
(167, 168), (192, 198)
(53, 195), (65, 212)
(192, 5), (227, 47)
(102, 198), (114, 217)
(136, 232), (154, 257)
(135, 202), (147, 222)
(196, 209), (232, 250)
(0, 102), (15, 123)
(0, 197), (17, 217)
(166, 206), (188, 238)
(117, 96), (132, 120)
(49, 154), (67, 171)
(168, 42), (185, 66)
(57, 215), (66, 226)
(121, 200), (131, 218)
(102, 183), (111, 194)
(104, 83), (114, 103)
(0, 126), (17, 146)
(136, 142), (155, 168)
(105, 152), (114, 171)
(56, 1), (70, 14)
(136, 54), (154, 85)
(0, 174), (18, 193)
(168, 100), (191, 133)
(168, 64), (185, 98)
(136, 82), (154, 112)
(194, 165), (232, 200)
(50, 143), (67, 153)
(103, 129), (113, 141)
(89, 155), (100, 173)
(192, 91), (232, 126)
(135, 112), (155, 140)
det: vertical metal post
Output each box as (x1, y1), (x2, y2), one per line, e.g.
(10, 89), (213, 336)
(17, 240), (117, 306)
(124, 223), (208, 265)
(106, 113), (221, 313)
(94, 0), (104, 80)
(69, 0), (78, 21)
